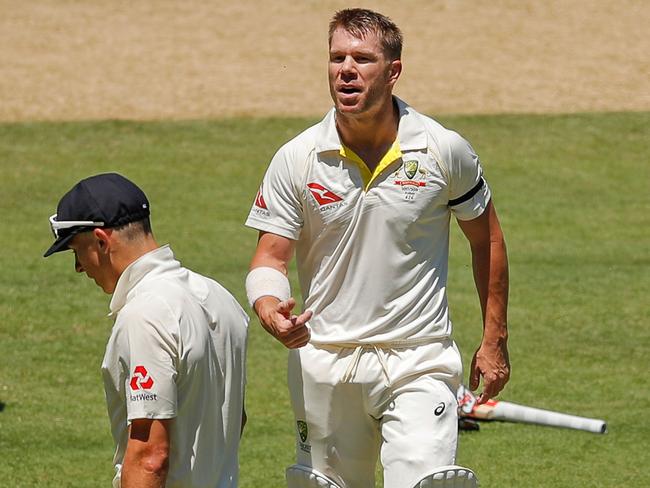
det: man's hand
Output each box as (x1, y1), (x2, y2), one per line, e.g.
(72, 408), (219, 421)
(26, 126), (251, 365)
(469, 338), (510, 404)
(255, 296), (312, 348)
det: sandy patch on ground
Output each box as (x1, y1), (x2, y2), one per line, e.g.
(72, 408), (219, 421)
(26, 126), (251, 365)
(1, 0), (648, 121)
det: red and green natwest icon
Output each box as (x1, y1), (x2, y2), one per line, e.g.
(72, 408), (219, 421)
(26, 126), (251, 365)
(130, 365), (154, 391)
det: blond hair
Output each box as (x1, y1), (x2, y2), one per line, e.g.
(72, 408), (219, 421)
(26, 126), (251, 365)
(329, 8), (403, 60)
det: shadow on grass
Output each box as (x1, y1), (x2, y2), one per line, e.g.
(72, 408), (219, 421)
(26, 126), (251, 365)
(0, 402), (5, 412)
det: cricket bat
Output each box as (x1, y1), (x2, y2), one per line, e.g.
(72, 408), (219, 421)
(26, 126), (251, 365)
(456, 385), (607, 434)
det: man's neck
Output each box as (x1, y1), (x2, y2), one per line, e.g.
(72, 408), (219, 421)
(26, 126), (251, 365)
(336, 97), (399, 172)
(112, 235), (160, 281)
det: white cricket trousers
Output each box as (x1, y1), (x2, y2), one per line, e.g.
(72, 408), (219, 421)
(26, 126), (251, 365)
(288, 338), (463, 488)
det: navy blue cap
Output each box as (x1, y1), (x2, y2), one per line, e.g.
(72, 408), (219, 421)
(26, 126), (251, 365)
(44, 173), (150, 257)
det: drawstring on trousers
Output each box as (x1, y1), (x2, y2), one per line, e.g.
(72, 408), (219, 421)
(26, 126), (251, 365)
(322, 337), (445, 388)
(341, 344), (392, 387)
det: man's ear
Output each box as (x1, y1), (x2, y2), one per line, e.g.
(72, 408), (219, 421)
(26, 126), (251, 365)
(93, 228), (112, 253)
(388, 59), (402, 85)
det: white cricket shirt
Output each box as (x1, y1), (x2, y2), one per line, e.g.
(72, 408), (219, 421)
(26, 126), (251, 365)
(102, 245), (248, 487)
(245, 97), (491, 345)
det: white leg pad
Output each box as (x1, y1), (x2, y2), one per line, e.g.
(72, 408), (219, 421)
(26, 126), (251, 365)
(286, 465), (342, 488)
(413, 465), (479, 488)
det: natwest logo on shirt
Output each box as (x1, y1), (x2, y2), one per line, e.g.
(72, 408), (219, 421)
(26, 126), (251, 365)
(307, 182), (343, 206)
(130, 365), (154, 391)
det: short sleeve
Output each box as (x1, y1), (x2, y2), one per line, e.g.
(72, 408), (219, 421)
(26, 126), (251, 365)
(444, 131), (492, 221)
(117, 295), (179, 421)
(245, 144), (304, 240)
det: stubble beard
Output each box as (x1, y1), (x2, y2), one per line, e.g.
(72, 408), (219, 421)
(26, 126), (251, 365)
(332, 79), (390, 120)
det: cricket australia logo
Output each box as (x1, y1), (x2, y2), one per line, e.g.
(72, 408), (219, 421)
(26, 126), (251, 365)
(404, 160), (419, 179)
(296, 420), (311, 453)
(297, 420), (308, 442)
(130, 365), (154, 391)
(393, 158), (429, 201)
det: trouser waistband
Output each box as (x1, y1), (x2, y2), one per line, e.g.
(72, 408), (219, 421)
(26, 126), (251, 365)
(311, 336), (451, 386)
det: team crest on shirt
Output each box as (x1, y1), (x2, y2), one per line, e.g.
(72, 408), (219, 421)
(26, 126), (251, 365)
(404, 160), (419, 179)
(392, 157), (430, 201)
(296, 420), (311, 453)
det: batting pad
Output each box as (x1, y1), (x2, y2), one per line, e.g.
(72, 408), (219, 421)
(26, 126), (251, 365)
(286, 464), (342, 488)
(413, 465), (479, 488)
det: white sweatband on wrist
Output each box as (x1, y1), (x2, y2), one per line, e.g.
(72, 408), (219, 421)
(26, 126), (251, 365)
(245, 266), (291, 308)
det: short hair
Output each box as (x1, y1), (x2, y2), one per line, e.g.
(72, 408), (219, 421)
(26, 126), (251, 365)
(112, 217), (152, 242)
(328, 8), (403, 60)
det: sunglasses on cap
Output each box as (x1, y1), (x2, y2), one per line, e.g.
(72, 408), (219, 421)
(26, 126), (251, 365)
(49, 213), (105, 239)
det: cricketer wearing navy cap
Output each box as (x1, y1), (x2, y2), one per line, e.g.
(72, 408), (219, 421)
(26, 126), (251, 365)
(44, 172), (150, 258)
(44, 173), (249, 488)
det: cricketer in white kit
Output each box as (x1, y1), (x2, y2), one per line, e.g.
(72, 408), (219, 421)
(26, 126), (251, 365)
(103, 245), (249, 487)
(44, 173), (249, 488)
(245, 8), (508, 488)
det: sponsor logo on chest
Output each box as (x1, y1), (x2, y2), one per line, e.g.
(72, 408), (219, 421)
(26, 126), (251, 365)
(307, 182), (347, 213)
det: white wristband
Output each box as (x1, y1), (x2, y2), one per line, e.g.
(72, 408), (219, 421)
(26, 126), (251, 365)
(245, 266), (291, 308)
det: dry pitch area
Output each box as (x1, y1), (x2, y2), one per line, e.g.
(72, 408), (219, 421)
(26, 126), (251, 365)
(1, 0), (648, 121)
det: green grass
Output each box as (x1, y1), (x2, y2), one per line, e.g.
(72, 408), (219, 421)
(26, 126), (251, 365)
(0, 112), (648, 487)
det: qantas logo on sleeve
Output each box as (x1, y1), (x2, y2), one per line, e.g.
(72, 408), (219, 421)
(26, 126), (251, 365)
(254, 185), (268, 209)
(307, 182), (343, 206)
(130, 365), (154, 391)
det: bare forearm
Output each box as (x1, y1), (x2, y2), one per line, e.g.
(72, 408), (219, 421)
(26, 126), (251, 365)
(249, 232), (294, 274)
(247, 232), (311, 348)
(121, 457), (168, 488)
(122, 419), (170, 488)
(472, 234), (509, 343)
(248, 233), (292, 321)
(459, 201), (511, 401)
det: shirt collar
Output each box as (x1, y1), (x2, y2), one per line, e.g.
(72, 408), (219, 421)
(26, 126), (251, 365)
(108, 244), (179, 315)
(314, 96), (428, 154)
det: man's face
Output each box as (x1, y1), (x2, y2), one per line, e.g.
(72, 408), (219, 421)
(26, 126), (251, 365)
(328, 27), (400, 116)
(68, 231), (115, 294)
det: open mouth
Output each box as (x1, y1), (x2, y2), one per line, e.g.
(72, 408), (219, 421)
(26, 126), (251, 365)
(339, 86), (361, 95)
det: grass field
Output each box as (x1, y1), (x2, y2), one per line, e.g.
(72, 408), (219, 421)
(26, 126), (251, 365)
(0, 112), (648, 487)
